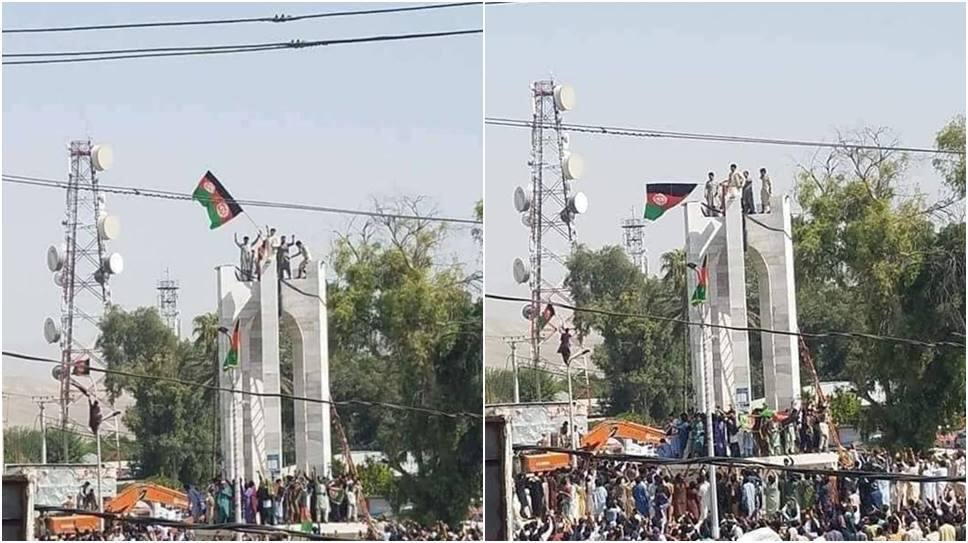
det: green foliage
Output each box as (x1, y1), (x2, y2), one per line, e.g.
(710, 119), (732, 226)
(356, 458), (403, 513)
(565, 245), (687, 423)
(827, 388), (862, 427)
(484, 368), (566, 404)
(793, 125), (966, 451)
(98, 306), (216, 485)
(3, 426), (95, 464)
(933, 115), (966, 198)
(326, 197), (481, 525)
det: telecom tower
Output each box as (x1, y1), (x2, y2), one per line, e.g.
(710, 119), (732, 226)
(622, 211), (648, 275)
(43, 140), (123, 460)
(511, 80), (588, 400)
(157, 269), (181, 338)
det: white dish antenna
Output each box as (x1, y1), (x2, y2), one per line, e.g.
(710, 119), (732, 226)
(103, 253), (124, 275)
(53, 271), (65, 287)
(43, 317), (61, 344)
(562, 153), (584, 180)
(569, 192), (589, 214)
(522, 304), (536, 320)
(91, 144), (114, 171)
(46, 244), (65, 272)
(553, 84), (576, 111)
(98, 214), (121, 240)
(513, 186), (531, 212)
(521, 212), (532, 227)
(512, 258), (531, 284)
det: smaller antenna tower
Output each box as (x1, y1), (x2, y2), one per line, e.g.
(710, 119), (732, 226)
(157, 269), (181, 338)
(622, 209), (648, 275)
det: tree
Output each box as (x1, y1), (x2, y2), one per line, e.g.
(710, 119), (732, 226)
(566, 245), (685, 423)
(827, 388), (862, 427)
(98, 306), (215, 484)
(325, 197), (481, 525)
(933, 114), (966, 200)
(793, 125), (966, 450)
(3, 426), (95, 464)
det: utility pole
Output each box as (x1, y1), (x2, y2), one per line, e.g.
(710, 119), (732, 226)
(699, 304), (720, 539)
(39, 399), (48, 464)
(510, 340), (519, 403)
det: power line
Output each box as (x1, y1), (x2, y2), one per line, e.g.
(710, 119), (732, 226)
(1, 174), (481, 226)
(484, 293), (966, 349)
(3, 29), (483, 65)
(485, 117), (960, 156)
(2, 2), (483, 34)
(2, 351), (482, 420)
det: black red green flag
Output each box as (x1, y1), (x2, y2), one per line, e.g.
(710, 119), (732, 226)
(223, 320), (240, 370)
(644, 183), (697, 221)
(192, 171), (243, 229)
(687, 255), (708, 305)
(537, 303), (556, 329)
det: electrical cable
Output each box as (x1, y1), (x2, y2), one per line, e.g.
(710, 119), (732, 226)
(484, 293), (966, 349)
(2, 351), (482, 420)
(1, 174), (481, 226)
(2, 2), (484, 34)
(3, 29), (482, 65)
(485, 117), (960, 156)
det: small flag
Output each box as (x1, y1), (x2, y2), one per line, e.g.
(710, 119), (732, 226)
(687, 255), (708, 305)
(538, 303), (556, 329)
(72, 357), (91, 376)
(644, 183), (697, 221)
(192, 171), (243, 229)
(223, 321), (240, 370)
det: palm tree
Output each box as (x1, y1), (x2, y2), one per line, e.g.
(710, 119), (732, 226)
(189, 312), (220, 477)
(660, 249), (687, 295)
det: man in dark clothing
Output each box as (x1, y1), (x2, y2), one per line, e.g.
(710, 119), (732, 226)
(558, 328), (572, 365)
(276, 235), (296, 279)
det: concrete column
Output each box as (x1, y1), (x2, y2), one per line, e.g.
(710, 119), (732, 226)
(722, 195), (751, 410)
(257, 263), (284, 480)
(216, 265), (251, 484)
(281, 259), (333, 476)
(753, 257), (778, 409)
(290, 327), (308, 473)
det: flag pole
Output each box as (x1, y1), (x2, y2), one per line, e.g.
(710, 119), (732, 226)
(700, 298), (720, 539)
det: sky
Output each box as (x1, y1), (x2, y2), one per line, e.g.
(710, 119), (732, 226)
(484, 2), (966, 371)
(1, 2), (483, 412)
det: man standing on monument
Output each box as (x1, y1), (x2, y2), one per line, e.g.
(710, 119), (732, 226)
(234, 232), (260, 281)
(276, 235), (296, 280)
(295, 240), (312, 279)
(722, 163), (744, 211)
(704, 171), (719, 216)
(742, 170), (756, 214)
(760, 168), (773, 213)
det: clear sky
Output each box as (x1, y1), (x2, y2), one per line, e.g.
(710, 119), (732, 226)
(484, 2), (966, 369)
(2, 2), (483, 391)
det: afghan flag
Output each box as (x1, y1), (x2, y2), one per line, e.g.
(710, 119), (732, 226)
(643, 183), (697, 221)
(687, 255), (708, 305)
(192, 171), (243, 229)
(536, 303), (556, 330)
(223, 320), (240, 370)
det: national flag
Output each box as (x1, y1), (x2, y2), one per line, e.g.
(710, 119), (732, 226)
(537, 303), (555, 329)
(223, 321), (240, 370)
(687, 255), (708, 305)
(72, 357), (91, 376)
(644, 183), (697, 221)
(192, 171), (243, 229)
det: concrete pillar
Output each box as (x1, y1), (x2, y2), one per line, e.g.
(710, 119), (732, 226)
(281, 259), (333, 477)
(721, 195), (751, 410)
(256, 263), (284, 480)
(216, 265), (251, 484)
(746, 195), (801, 409)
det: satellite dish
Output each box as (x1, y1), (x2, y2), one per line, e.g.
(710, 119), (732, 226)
(94, 269), (106, 284)
(97, 214), (121, 240)
(53, 271), (65, 287)
(522, 304), (536, 320)
(52, 365), (65, 380)
(562, 153), (584, 180)
(513, 186), (531, 212)
(47, 244), (65, 272)
(553, 85), (576, 111)
(512, 258), (531, 284)
(91, 144), (114, 171)
(521, 212), (532, 227)
(103, 253), (124, 275)
(560, 208), (574, 224)
(569, 192), (589, 214)
(44, 317), (61, 344)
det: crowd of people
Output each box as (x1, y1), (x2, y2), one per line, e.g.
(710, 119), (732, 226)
(513, 447), (966, 540)
(703, 163), (773, 217)
(39, 524), (195, 541)
(185, 472), (362, 527)
(655, 401), (835, 460)
(234, 226), (311, 282)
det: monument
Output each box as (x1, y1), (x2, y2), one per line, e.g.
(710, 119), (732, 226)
(684, 193), (801, 412)
(216, 251), (332, 482)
